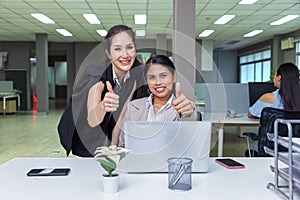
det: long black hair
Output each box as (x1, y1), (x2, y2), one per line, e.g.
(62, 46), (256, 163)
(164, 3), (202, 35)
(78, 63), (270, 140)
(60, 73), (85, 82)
(277, 63), (300, 110)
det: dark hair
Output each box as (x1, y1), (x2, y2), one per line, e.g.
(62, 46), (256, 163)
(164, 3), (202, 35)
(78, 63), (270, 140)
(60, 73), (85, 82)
(144, 55), (176, 78)
(104, 25), (136, 52)
(277, 62), (300, 110)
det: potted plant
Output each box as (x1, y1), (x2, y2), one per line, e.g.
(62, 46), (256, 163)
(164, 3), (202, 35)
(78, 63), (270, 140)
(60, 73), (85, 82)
(94, 145), (130, 193)
(270, 68), (276, 83)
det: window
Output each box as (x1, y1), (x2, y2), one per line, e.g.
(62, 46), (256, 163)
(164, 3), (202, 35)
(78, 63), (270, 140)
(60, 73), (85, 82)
(239, 49), (271, 83)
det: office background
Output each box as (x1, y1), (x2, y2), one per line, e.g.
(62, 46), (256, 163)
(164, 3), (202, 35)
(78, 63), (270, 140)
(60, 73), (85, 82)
(0, 0), (299, 163)
(0, 0), (299, 110)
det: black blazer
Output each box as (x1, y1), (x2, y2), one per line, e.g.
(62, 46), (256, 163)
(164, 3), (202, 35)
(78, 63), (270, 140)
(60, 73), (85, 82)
(57, 59), (148, 157)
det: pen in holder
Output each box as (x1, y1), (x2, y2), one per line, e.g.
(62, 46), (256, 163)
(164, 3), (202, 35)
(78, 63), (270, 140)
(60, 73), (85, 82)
(167, 157), (193, 191)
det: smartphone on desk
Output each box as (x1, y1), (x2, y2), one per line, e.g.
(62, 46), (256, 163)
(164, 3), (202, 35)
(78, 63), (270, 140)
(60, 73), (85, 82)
(27, 168), (71, 176)
(215, 158), (245, 169)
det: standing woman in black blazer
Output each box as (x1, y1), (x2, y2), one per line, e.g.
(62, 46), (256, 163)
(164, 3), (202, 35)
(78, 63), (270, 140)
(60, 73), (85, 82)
(59, 25), (146, 157)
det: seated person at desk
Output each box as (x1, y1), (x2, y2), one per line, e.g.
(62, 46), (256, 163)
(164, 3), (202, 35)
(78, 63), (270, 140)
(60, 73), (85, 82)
(114, 55), (197, 146)
(248, 63), (300, 118)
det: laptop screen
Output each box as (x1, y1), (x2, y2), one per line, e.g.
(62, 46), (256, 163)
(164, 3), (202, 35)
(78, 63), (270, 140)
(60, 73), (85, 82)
(119, 121), (211, 173)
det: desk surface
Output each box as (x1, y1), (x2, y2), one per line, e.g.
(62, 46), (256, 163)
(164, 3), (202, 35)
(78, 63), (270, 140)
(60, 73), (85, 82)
(0, 92), (18, 97)
(0, 157), (298, 200)
(203, 112), (260, 125)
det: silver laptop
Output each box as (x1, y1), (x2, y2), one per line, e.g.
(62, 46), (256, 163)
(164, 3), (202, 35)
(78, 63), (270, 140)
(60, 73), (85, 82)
(119, 121), (211, 173)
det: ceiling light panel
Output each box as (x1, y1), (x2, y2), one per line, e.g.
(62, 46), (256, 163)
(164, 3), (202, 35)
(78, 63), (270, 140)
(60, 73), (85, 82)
(214, 15), (236, 25)
(134, 14), (147, 24)
(199, 30), (215, 37)
(31, 13), (55, 24)
(56, 29), (72, 37)
(96, 29), (107, 36)
(243, 30), (263, 37)
(239, 0), (258, 4)
(83, 14), (101, 24)
(270, 15), (299, 25)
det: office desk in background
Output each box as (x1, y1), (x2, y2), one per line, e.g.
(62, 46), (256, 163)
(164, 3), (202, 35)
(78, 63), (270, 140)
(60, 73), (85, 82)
(0, 157), (298, 200)
(0, 92), (20, 116)
(203, 113), (260, 157)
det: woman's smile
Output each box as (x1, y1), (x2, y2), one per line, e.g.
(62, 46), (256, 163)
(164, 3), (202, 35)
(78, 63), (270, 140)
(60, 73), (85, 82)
(155, 86), (166, 93)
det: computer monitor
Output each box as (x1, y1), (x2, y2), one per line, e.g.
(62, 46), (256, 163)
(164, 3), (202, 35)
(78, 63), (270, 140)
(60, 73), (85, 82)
(248, 82), (277, 107)
(120, 121), (212, 173)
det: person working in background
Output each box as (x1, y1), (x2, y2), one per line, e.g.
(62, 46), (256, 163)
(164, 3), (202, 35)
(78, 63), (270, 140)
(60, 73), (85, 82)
(115, 55), (197, 147)
(248, 62), (300, 118)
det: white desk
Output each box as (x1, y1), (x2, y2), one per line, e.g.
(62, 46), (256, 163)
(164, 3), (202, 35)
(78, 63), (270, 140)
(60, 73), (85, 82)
(203, 113), (260, 157)
(0, 157), (298, 200)
(0, 92), (20, 116)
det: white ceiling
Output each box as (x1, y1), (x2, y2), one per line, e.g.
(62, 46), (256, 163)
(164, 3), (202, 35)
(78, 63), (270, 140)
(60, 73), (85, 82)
(0, 0), (299, 50)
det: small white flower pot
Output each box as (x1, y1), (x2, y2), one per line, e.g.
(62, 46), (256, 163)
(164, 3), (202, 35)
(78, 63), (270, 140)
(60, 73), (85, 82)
(101, 173), (119, 193)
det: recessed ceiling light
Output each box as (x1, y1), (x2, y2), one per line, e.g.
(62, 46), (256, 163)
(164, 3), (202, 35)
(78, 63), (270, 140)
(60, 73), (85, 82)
(96, 29), (107, 36)
(238, 0), (258, 4)
(214, 15), (236, 25)
(270, 15), (299, 25)
(199, 30), (214, 37)
(244, 30), (263, 37)
(136, 30), (146, 36)
(31, 13), (55, 24)
(83, 14), (101, 24)
(56, 29), (72, 37)
(134, 14), (147, 25)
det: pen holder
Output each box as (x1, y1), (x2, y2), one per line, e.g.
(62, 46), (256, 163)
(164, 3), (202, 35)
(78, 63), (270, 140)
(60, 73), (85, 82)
(167, 157), (193, 191)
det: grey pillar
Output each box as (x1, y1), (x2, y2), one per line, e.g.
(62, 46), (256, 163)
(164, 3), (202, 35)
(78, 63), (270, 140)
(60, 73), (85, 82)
(272, 35), (283, 69)
(36, 33), (49, 114)
(67, 45), (75, 100)
(172, 0), (196, 100)
(156, 34), (167, 55)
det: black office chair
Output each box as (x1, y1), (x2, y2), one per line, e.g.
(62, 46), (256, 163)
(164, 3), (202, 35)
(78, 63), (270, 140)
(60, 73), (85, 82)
(243, 107), (300, 157)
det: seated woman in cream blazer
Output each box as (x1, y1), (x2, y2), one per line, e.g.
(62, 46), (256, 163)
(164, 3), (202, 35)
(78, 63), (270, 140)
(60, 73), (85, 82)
(114, 55), (197, 147)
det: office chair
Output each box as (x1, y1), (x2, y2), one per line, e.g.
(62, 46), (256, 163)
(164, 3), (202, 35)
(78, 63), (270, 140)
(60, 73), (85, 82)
(243, 107), (300, 157)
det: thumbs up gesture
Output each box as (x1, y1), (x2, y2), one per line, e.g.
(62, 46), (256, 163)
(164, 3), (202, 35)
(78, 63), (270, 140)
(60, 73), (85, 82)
(172, 82), (195, 118)
(102, 81), (120, 112)
(87, 81), (120, 127)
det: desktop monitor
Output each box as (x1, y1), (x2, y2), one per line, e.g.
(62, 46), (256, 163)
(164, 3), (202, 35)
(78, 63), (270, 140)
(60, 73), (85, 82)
(120, 121), (212, 173)
(248, 82), (277, 107)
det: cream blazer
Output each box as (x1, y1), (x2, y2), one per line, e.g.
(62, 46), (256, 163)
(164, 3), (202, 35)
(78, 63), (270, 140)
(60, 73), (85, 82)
(118, 97), (197, 146)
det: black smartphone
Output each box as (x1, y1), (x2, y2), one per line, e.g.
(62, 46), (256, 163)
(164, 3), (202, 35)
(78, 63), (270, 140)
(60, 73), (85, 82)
(27, 168), (71, 176)
(215, 158), (245, 169)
